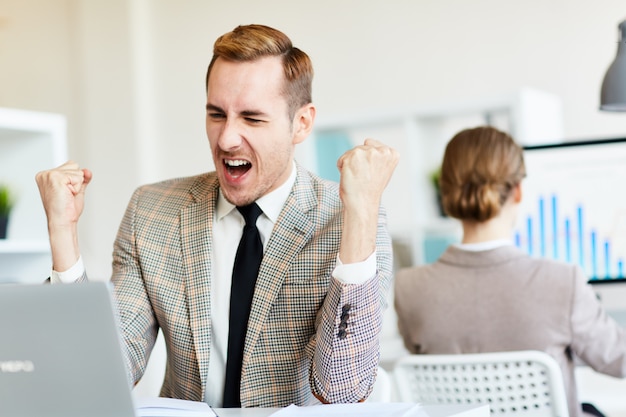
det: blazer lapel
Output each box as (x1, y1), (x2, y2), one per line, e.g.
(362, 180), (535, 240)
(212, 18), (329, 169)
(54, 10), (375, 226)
(242, 166), (316, 371)
(180, 174), (219, 399)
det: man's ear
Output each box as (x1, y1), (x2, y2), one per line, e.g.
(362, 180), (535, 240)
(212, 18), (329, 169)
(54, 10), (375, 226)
(292, 103), (316, 145)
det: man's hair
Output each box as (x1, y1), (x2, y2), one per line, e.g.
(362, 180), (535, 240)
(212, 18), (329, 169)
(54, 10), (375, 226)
(205, 24), (313, 119)
(439, 126), (526, 222)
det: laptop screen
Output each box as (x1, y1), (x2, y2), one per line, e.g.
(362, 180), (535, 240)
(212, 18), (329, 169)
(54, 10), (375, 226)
(0, 282), (136, 417)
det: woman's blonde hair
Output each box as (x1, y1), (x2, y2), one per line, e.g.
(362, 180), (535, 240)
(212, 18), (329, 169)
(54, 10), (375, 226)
(440, 126), (526, 222)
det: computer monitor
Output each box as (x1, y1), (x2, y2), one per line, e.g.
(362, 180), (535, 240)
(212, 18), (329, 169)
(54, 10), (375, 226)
(515, 137), (626, 283)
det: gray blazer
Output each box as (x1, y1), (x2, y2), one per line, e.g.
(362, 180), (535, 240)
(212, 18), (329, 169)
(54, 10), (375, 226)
(394, 245), (626, 417)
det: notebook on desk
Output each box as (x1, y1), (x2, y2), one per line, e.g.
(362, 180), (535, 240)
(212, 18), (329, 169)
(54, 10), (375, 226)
(0, 281), (136, 417)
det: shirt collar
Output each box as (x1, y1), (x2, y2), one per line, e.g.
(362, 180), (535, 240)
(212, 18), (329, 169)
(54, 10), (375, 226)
(453, 239), (513, 252)
(216, 161), (297, 223)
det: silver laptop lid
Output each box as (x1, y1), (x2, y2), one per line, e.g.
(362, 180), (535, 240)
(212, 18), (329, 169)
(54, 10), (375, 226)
(0, 282), (136, 417)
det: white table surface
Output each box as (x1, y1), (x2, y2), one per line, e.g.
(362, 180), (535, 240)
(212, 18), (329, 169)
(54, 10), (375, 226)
(212, 403), (490, 417)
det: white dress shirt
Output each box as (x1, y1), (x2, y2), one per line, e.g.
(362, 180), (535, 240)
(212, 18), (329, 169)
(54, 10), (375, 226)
(453, 239), (513, 252)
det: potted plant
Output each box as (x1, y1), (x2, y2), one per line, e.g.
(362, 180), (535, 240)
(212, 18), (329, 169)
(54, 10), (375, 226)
(0, 184), (14, 239)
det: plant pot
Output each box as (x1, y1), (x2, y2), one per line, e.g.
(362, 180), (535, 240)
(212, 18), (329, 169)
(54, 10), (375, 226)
(0, 215), (8, 239)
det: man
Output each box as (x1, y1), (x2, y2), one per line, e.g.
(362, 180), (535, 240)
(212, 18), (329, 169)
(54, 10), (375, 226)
(36, 24), (398, 407)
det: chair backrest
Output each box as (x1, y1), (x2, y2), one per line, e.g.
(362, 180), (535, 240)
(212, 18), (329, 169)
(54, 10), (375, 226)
(366, 366), (392, 402)
(393, 350), (569, 417)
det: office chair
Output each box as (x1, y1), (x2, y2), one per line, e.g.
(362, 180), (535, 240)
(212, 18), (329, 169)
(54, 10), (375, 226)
(393, 350), (569, 417)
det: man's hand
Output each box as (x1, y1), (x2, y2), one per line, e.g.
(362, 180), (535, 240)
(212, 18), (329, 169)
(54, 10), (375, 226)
(35, 161), (92, 271)
(336, 139), (399, 264)
(337, 139), (399, 212)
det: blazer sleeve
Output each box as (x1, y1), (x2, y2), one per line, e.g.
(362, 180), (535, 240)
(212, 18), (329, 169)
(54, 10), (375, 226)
(308, 205), (393, 403)
(569, 266), (626, 377)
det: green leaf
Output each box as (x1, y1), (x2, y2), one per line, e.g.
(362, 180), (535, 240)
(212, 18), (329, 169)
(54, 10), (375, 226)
(0, 184), (14, 217)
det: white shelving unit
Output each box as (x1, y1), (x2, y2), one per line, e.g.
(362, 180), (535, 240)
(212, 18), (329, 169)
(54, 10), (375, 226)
(0, 107), (67, 283)
(295, 88), (564, 368)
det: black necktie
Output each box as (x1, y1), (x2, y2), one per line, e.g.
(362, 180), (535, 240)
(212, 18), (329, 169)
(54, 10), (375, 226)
(223, 203), (263, 407)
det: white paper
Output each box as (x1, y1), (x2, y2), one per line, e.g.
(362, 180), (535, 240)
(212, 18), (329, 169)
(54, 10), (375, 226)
(270, 403), (424, 417)
(135, 397), (217, 417)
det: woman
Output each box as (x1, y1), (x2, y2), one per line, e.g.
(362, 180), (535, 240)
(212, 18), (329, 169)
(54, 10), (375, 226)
(394, 126), (626, 417)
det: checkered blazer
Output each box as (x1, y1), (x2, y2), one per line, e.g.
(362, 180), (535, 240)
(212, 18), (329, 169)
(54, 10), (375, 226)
(103, 163), (393, 407)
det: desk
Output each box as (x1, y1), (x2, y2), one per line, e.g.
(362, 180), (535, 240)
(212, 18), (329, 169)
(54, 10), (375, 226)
(591, 282), (626, 327)
(606, 309), (626, 327)
(213, 409), (279, 417)
(212, 404), (490, 417)
(576, 367), (626, 417)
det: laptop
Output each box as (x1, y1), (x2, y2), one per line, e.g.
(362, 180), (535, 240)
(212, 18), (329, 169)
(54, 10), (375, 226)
(0, 282), (136, 417)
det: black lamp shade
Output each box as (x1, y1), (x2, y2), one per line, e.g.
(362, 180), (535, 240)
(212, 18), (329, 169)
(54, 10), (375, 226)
(600, 20), (626, 111)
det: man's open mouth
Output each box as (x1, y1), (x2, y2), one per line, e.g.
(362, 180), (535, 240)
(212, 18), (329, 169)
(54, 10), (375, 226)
(224, 159), (251, 178)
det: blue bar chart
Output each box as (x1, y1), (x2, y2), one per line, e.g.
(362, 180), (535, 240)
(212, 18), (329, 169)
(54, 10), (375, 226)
(516, 138), (626, 282)
(514, 196), (624, 280)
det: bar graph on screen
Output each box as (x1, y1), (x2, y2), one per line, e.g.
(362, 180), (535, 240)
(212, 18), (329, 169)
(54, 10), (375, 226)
(514, 137), (626, 282)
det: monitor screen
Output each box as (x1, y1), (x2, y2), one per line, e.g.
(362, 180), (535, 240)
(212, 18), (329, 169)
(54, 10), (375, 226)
(515, 137), (626, 282)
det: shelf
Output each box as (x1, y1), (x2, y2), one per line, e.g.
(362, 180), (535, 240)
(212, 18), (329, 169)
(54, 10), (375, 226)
(0, 107), (66, 283)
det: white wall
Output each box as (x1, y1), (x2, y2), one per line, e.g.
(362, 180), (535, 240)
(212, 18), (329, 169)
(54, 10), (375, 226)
(1, 0), (624, 279)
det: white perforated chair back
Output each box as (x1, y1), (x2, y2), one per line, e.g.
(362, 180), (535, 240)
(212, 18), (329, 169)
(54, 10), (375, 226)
(393, 350), (569, 417)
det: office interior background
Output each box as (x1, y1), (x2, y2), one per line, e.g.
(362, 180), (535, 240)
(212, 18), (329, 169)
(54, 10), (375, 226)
(1, 0), (626, 412)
